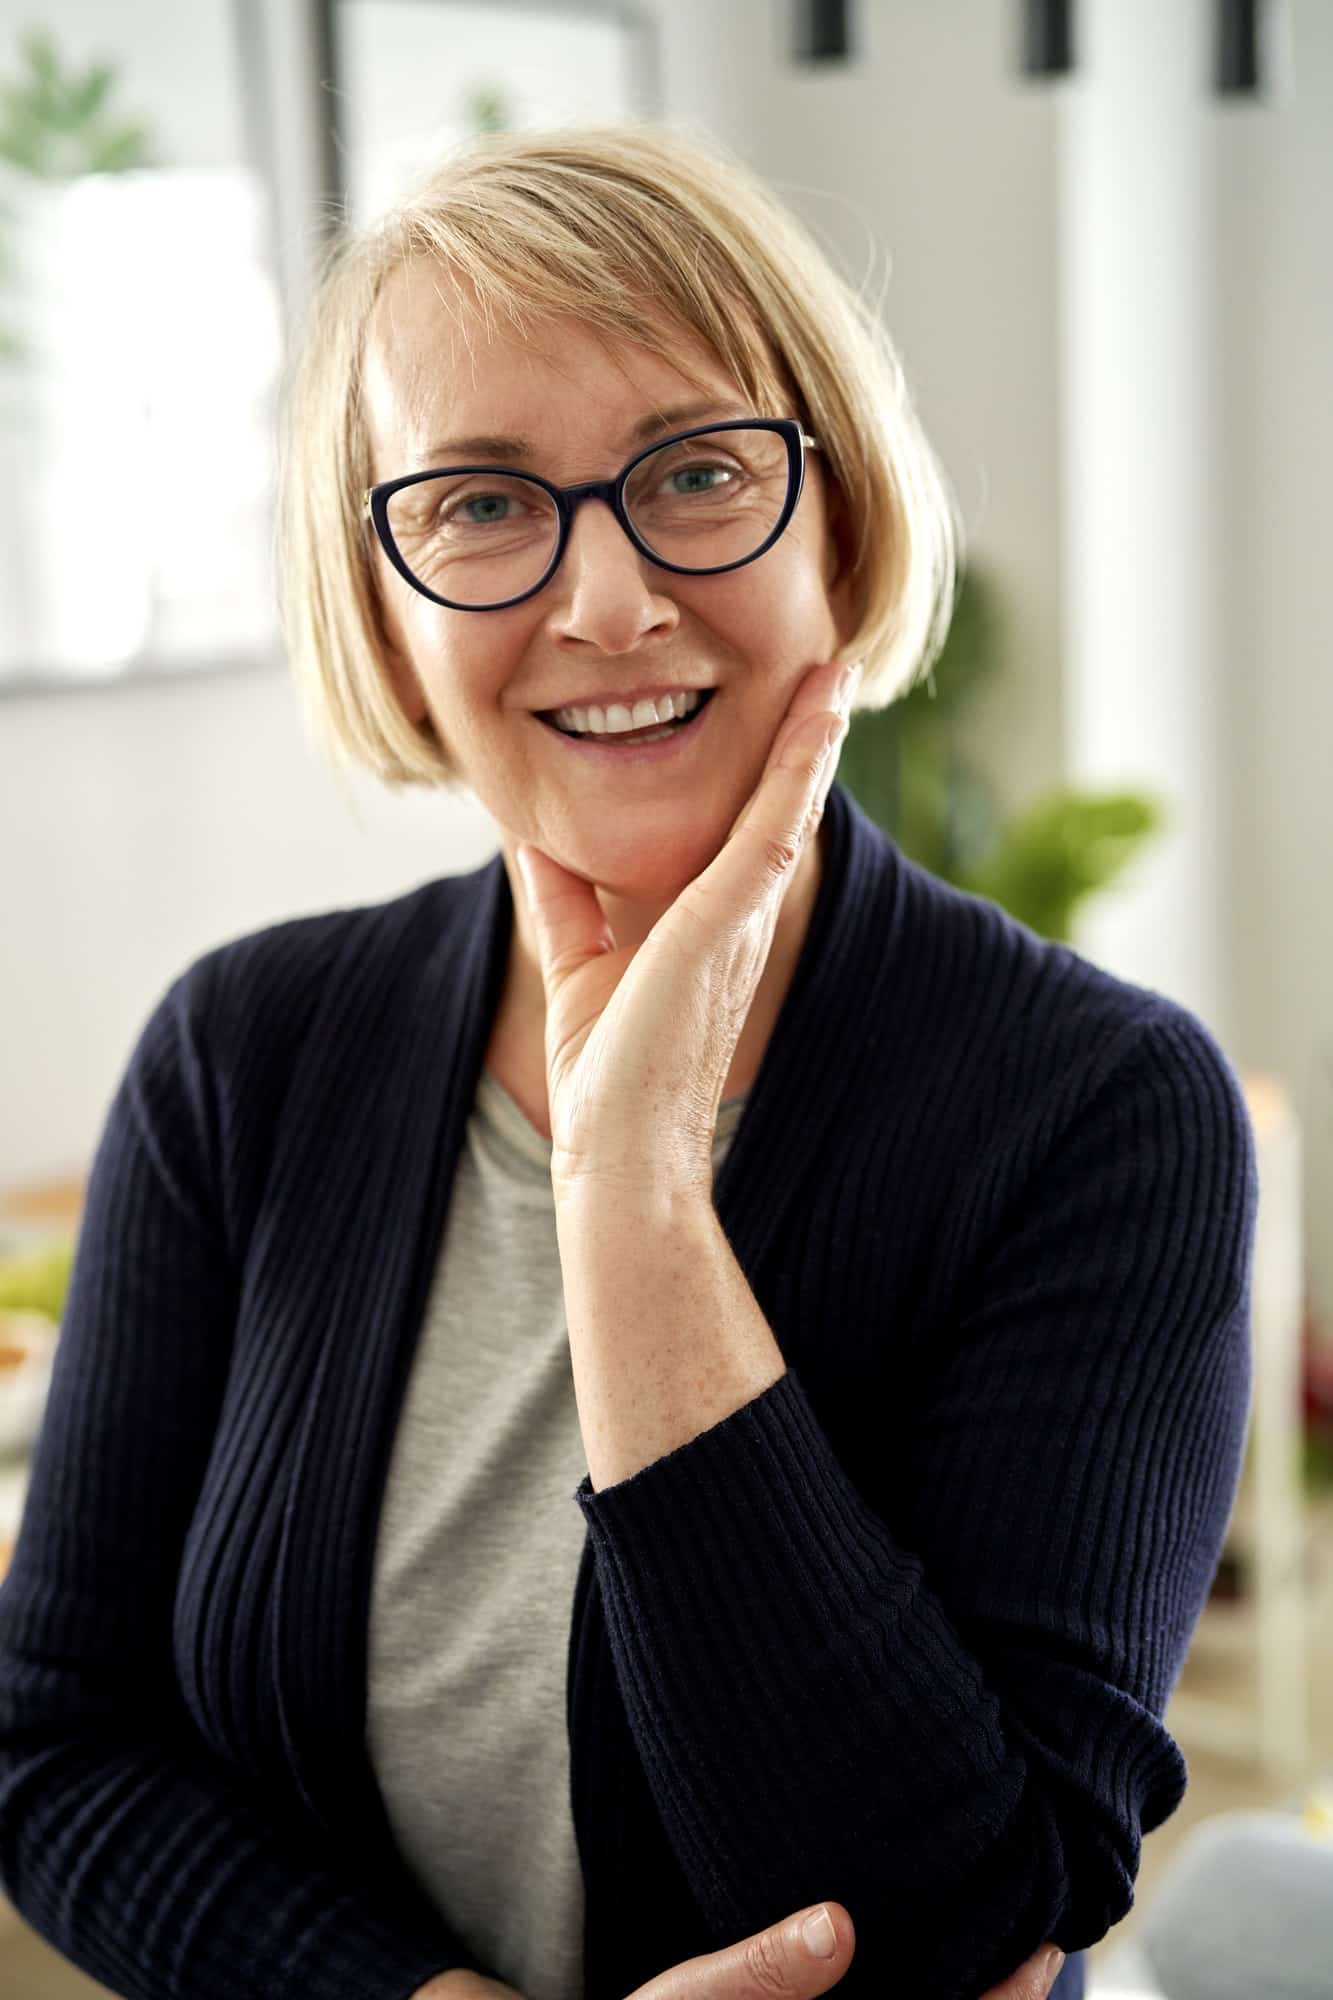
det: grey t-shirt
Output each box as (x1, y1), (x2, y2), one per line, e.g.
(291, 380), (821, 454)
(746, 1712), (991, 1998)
(366, 1067), (748, 2000)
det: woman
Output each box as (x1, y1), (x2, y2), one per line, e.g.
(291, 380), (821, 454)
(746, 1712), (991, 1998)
(0, 123), (1256, 2000)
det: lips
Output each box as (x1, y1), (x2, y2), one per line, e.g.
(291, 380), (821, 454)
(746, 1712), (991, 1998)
(535, 684), (720, 763)
(535, 687), (715, 723)
(544, 687), (718, 739)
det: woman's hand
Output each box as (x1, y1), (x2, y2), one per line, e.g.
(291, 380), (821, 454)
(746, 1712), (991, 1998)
(513, 656), (860, 1208)
(407, 1902), (1066, 2000)
(407, 1974), (525, 2000)
(622, 1900), (1065, 2000)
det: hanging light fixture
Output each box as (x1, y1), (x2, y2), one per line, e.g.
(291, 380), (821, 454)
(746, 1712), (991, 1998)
(1020, 0), (1074, 78)
(1215, 0), (1274, 96)
(792, 0), (854, 65)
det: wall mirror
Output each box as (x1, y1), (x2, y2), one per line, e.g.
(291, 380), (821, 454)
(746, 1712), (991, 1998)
(321, 0), (660, 227)
(0, 2), (284, 694)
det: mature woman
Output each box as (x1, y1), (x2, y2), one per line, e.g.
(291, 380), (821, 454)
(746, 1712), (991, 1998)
(0, 123), (1256, 2000)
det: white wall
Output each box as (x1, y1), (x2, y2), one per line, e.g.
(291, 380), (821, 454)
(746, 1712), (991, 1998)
(1, 658), (500, 1183)
(1058, 0), (1229, 1037)
(1217, 0), (1333, 1337)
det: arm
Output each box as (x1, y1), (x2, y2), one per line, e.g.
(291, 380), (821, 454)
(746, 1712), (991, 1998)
(567, 1008), (1257, 2000)
(0, 966), (490, 2000)
(555, 1186), (787, 1495)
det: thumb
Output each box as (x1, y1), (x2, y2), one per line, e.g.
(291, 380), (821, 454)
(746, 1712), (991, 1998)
(513, 842), (616, 994)
(628, 1902), (853, 2000)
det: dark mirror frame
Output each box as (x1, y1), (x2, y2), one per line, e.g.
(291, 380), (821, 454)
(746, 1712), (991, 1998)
(311, 0), (662, 275)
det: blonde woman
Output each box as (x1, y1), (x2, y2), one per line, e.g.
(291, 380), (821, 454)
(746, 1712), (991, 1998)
(0, 123), (1255, 2000)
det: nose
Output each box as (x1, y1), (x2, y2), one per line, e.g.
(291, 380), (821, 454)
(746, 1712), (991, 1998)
(546, 495), (679, 649)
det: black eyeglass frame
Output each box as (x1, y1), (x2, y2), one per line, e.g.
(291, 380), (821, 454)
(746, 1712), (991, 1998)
(362, 417), (823, 613)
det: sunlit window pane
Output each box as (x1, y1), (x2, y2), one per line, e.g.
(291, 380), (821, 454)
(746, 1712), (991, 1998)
(1, 164), (281, 680)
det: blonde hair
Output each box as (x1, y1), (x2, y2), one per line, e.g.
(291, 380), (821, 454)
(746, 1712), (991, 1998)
(276, 119), (963, 796)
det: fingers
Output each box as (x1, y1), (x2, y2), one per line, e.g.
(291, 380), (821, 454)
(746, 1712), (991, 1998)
(623, 1902), (1064, 2000)
(976, 1941), (1067, 1998)
(626, 1900), (854, 2000)
(726, 662), (859, 861)
(725, 658), (861, 841)
(783, 658), (860, 767)
(783, 683), (852, 864)
(791, 656), (862, 736)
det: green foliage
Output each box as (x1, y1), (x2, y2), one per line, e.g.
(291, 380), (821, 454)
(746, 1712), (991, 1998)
(1303, 1431), (1333, 1494)
(957, 789), (1166, 944)
(0, 1238), (73, 1322)
(0, 28), (154, 178)
(838, 563), (1164, 943)
(463, 82), (511, 135)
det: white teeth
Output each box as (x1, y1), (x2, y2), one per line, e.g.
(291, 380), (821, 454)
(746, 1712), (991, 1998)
(550, 689), (704, 736)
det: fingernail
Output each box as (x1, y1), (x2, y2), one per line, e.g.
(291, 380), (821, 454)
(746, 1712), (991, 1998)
(801, 1907), (837, 1958)
(837, 658), (863, 704)
(1041, 1947), (1066, 1984)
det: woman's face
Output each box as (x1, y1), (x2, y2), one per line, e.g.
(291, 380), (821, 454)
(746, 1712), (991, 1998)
(362, 259), (856, 909)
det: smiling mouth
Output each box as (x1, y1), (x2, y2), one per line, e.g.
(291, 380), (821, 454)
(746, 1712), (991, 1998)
(538, 687), (719, 740)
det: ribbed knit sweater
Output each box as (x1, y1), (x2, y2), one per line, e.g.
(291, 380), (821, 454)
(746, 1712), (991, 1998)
(0, 779), (1258, 2000)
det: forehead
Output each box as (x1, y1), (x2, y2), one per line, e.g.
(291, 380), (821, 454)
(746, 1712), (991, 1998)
(362, 257), (744, 468)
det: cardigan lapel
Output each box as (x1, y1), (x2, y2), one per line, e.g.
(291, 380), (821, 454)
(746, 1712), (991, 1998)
(263, 854), (513, 1861)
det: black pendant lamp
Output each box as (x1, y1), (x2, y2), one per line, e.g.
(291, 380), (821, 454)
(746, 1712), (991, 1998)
(1021, 0), (1074, 78)
(1216, 0), (1259, 92)
(792, 0), (855, 65)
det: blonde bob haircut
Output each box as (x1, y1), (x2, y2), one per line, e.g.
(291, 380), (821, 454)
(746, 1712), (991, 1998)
(277, 119), (964, 795)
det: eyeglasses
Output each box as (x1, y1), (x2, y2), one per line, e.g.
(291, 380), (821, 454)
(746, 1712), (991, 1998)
(362, 417), (822, 612)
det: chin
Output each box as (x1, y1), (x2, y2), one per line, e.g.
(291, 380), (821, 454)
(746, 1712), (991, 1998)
(588, 835), (724, 897)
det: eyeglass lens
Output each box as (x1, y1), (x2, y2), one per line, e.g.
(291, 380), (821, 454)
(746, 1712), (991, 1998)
(383, 426), (791, 608)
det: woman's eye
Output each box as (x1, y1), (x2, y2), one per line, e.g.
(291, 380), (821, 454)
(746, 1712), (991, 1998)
(446, 496), (508, 528)
(668, 464), (729, 493)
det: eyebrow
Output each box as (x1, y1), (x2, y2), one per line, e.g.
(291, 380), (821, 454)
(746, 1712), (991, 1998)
(408, 400), (752, 470)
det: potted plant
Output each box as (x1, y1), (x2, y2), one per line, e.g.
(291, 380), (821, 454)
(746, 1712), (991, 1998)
(837, 560), (1165, 944)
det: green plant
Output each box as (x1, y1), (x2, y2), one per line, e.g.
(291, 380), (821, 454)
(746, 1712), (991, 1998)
(1302, 1433), (1333, 1493)
(837, 563), (1166, 943)
(0, 1239), (73, 1322)
(463, 82), (512, 135)
(0, 29), (153, 177)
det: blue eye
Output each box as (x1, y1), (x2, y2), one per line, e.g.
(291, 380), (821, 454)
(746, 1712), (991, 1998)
(460, 494), (513, 524)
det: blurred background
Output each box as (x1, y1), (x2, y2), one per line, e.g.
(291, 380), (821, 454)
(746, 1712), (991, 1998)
(0, 2), (1330, 1995)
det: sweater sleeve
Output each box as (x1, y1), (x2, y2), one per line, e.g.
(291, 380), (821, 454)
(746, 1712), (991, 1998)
(0, 964), (488, 2000)
(572, 1006), (1259, 2000)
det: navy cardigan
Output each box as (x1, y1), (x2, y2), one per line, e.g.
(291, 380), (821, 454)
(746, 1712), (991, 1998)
(0, 780), (1258, 2000)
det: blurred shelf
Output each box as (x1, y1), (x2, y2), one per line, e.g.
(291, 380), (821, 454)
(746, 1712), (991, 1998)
(0, 1176), (86, 1239)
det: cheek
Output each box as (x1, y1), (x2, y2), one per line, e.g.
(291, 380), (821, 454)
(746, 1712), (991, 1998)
(401, 605), (537, 714)
(708, 544), (833, 658)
